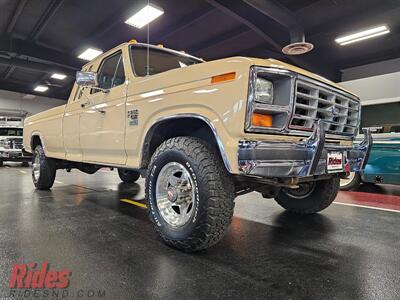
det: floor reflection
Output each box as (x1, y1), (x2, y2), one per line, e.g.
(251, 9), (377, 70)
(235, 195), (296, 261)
(1, 167), (399, 299)
(353, 183), (400, 196)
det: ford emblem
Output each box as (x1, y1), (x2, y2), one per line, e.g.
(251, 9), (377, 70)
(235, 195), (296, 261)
(329, 107), (340, 117)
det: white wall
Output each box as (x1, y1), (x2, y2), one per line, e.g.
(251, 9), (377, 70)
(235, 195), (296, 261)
(0, 89), (66, 117)
(340, 71), (400, 106)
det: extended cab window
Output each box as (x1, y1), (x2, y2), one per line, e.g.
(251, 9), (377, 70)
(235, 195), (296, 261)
(92, 51), (125, 93)
(130, 46), (202, 76)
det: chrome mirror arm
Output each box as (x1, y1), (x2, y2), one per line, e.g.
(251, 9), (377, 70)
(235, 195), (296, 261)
(79, 85), (110, 93)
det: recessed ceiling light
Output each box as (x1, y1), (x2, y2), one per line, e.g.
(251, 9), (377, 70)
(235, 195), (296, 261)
(34, 85), (48, 92)
(51, 73), (67, 80)
(78, 48), (103, 61)
(335, 25), (390, 46)
(125, 4), (164, 29)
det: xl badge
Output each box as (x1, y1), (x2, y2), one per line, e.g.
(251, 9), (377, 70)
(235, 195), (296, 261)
(128, 109), (139, 126)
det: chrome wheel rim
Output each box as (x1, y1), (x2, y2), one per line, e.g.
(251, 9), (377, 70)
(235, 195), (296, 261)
(32, 154), (41, 182)
(283, 182), (316, 199)
(340, 172), (356, 187)
(155, 162), (196, 227)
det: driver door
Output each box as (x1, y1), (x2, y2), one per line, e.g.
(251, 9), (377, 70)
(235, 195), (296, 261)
(79, 51), (127, 165)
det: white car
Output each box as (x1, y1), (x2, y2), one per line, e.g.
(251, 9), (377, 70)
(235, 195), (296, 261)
(0, 126), (32, 167)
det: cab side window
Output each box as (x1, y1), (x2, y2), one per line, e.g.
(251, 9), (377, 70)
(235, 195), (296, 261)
(92, 51), (125, 94)
(113, 57), (125, 87)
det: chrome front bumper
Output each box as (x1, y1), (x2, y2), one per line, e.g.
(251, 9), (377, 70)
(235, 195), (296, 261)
(238, 121), (372, 178)
(0, 149), (32, 161)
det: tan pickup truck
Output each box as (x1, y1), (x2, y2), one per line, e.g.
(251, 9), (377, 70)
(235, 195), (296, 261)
(23, 41), (371, 252)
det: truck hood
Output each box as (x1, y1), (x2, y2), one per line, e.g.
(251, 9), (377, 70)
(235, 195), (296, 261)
(245, 57), (357, 97)
(131, 56), (357, 99)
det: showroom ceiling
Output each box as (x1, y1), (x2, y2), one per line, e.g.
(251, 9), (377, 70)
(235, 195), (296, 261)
(0, 0), (399, 100)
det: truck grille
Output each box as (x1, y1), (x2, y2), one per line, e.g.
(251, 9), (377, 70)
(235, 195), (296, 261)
(290, 79), (360, 137)
(9, 138), (23, 149)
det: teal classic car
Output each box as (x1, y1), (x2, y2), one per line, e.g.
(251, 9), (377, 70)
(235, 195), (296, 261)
(340, 126), (400, 190)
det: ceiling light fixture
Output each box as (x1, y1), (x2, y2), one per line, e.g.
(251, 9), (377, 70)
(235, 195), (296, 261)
(125, 4), (164, 29)
(34, 85), (48, 92)
(78, 48), (103, 61)
(51, 73), (67, 80)
(335, 25), (390, 46)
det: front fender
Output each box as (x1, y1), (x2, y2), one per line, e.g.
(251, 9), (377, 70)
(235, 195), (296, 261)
(141, 113), (232, 172)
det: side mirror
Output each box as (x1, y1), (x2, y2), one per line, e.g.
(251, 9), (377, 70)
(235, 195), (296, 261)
(76, 71), (98, 87)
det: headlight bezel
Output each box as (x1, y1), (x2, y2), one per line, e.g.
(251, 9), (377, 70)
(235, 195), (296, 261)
(245, 66), (296, 133)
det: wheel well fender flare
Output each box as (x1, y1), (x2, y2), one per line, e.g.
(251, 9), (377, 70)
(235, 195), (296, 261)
(30, 132), (45, 152)
(140, 114), (232, 172)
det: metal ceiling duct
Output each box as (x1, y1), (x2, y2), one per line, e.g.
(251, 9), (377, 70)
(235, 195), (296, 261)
(244, 0), (314, 55)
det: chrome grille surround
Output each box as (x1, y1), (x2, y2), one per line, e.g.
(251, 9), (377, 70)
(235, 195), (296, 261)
(290, 76), (361, 138)
(245, 66), (361, 140)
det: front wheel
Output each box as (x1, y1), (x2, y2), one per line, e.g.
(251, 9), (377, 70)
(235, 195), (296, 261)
(274, 176), (340, 214)
(146, 137), (235, 252)
(118, 168), (140, 183)
(32, 145), (56, 190)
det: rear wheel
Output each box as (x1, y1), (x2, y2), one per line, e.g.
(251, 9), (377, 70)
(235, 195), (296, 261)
(340, 172), (361, 191)
(22, 162), (30, 167)
(146, 137), (235, 252)
(274, 176), (340, 214)
(0, 160), (3, 167)
(32, 145), (56, 190)
(118, 169), (140, 183)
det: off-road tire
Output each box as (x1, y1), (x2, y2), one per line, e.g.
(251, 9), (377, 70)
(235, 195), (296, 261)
(118, 168), (140, 183)
(146, 137), (235, 252)
(32, 145), (56, 190)
(340, 172), (361, 191)
(275, 176), (340, 214)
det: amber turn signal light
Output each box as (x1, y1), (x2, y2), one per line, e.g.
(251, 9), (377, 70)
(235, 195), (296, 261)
(211, 72), (236, 84)
(252, 113), (273, 127)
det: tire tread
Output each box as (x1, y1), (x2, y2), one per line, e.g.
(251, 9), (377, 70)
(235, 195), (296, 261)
(275, 177), (340, 214)
(146, 136), (235, 252)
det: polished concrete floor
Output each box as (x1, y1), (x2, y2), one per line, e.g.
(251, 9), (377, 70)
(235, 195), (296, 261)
(0, 164), (399, 299)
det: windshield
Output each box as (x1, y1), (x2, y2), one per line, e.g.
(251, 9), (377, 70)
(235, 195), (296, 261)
(130, 46), (202, 76)
(0, 128), (23, 136)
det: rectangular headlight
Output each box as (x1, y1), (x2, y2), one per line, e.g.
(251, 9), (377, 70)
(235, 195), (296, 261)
(0, 140), (10, 149)
(255, 77), (273, 104)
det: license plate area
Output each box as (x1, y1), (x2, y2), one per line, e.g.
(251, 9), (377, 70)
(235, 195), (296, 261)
(327, 152), (343, 172)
